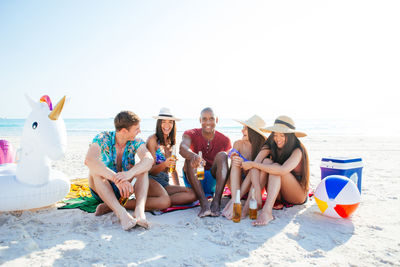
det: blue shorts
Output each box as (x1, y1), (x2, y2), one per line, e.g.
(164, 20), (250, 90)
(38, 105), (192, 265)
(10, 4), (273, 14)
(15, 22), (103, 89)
(89, 181), (121, 203)
(182, 169), (216, 197)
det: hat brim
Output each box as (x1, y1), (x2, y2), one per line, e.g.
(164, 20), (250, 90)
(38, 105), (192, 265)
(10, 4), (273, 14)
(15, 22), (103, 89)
(153, 116), (181, 121)
(261, 125), (306, 137)
(234, 119), (268, 139)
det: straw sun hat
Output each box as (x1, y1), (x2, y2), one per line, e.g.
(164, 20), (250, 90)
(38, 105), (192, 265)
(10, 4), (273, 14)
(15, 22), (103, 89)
(234, 115), (268, 139)
(261, 115), (306, 137)
(152, 107), (181, 121)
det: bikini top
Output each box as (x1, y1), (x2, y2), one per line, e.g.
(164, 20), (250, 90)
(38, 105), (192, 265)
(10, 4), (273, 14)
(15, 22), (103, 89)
(228, 148), (249, 162)
(155, 142), (166, 165)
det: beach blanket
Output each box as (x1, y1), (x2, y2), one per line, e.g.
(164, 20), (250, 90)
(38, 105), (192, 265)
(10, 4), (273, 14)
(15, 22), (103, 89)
(59, 178), (98, 212)
(59, 196), (100, 213)
(65, 178), (92, 199)
(151, 201), (201, 215)
(59, 178), (200, 214)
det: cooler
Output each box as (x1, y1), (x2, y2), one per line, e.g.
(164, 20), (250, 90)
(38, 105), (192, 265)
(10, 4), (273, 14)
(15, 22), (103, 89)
(320, 157), (363, 193)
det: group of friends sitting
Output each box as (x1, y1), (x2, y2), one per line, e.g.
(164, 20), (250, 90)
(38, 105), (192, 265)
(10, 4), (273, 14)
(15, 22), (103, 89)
(84, 107), (309, 231)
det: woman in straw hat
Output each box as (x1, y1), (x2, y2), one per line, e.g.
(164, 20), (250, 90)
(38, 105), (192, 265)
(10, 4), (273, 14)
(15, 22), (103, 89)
(222, 115), (269, 220)
(146, 108), (197, 206)
(241, 115), (309, 226)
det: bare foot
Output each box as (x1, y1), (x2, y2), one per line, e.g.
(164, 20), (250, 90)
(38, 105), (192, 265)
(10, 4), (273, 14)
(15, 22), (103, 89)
(136, 218), (150, 229)
(198, 202), (212, 218)
(252, 211), (273, 226)
(210, 200), (221, 217)
(95, 203), (112, 216)
(273, 202), (284, 210)
(222, 200), (234, 219)
(133, 210), (150, 229)
(120, 213), (137, 231)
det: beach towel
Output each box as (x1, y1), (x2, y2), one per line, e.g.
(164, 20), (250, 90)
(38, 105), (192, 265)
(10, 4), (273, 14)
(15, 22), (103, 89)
(59, 196), (100, 213)
(151, 201), (201, 215)
(60, 178), (201, 214)
(58, 178), (100, 213)
(65, 178), (92, 199)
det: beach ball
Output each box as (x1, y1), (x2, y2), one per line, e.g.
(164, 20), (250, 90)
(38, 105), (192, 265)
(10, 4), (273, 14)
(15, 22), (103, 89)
(314, 175), (361, 218)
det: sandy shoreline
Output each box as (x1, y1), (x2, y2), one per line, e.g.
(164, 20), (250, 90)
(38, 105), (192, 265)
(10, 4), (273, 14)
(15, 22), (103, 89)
(1, 134), (400, 266)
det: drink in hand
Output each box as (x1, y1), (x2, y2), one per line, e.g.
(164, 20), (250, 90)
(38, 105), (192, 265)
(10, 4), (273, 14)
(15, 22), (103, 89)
(119, 197), (128, 206)
(168, 145), (177, 173)
(118, 178), (137, 207)
(196, 151), (205, 180)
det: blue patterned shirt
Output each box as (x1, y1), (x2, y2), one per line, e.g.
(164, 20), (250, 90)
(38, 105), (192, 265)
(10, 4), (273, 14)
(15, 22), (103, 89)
(92, 131), (145, 172)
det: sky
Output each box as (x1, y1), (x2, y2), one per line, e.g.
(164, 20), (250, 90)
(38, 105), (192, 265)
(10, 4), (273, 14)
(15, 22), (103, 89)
(0, 0), (399, 123)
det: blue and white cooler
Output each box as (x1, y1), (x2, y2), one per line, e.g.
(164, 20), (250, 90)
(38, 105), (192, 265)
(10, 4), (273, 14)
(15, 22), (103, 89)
(320, 157), (363, 193)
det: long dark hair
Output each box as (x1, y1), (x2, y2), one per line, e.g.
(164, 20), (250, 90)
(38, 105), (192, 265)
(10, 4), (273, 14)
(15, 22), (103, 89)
(155, 119), (176, 146)
(247, 127), (266, 161)
(265, 132), (309, 190)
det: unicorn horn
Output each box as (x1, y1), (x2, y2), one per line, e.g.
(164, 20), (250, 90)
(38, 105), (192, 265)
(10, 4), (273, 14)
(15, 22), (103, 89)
(48, 96), (66, 121)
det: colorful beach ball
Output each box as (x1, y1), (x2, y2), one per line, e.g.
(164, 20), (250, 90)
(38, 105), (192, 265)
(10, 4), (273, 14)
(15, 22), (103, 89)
(314, 175), (361, 218)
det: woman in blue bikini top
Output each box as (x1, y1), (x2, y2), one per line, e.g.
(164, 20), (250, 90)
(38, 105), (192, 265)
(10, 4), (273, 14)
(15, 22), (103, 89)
(222, 115), (268, 220)
(146, 108), (197, 206)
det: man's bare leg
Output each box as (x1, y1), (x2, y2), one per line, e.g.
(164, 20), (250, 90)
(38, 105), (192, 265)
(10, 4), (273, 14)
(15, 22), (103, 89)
(90, 174), (136, 231)
(132, 172), (150, 229)
(94, 178), (171, 216)
(184, 160), (211, 217)
(210, 152), (229, 217)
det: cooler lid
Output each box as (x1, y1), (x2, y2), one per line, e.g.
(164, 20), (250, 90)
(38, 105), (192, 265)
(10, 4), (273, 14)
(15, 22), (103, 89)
(320, 157), (363, 169)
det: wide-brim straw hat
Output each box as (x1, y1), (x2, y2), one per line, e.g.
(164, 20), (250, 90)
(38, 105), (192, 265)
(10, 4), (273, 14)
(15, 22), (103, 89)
(261, 115), (306, 137)
(152, 107), (181, 121)
(234, 115), (268, 139)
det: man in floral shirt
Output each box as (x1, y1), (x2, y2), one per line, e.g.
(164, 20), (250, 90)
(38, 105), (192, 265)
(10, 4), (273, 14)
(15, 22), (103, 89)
(85, 111), (157, 230)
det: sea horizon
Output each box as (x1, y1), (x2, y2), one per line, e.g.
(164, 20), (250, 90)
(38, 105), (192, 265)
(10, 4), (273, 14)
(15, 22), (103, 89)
(0, 117), (394, 138)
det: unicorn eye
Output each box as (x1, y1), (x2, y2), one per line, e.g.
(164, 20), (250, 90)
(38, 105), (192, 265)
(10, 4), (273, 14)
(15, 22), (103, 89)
(32, 122), (38, 129)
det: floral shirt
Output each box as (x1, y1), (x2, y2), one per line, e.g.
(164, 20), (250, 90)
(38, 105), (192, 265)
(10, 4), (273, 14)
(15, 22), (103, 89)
(92, 131), (145, 172)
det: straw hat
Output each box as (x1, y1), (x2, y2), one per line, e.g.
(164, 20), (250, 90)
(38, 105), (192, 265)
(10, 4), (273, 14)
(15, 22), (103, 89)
(152, 107), (181, 121)
(261, 115), (306, 137)
(234, 115), (268, 139)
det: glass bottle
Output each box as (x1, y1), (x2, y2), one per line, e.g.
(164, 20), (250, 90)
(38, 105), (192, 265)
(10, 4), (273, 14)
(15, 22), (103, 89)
(232, 189), (242, 223)
(196, 151), (205, 180)
(249, 188), (258, 220)
(168, 145), (177, 173)
(119, 178), (137, 206)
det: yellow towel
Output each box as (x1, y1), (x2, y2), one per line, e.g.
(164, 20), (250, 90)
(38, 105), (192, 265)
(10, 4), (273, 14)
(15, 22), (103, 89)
(65, 178), (92, 199)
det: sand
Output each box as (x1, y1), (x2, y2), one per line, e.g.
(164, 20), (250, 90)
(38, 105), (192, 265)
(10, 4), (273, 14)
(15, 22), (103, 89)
(1, 134), (400, 266)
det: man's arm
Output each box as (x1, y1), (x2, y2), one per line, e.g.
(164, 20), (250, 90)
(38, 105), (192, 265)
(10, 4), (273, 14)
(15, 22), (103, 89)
(84, 143), (116, 181)
(116, 143), (154, 181)
(179, 134), (202, 168)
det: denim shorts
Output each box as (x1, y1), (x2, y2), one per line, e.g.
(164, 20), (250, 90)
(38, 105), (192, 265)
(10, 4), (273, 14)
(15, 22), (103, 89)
(89, 181), (121, 203)
(149, 171), (170, 188)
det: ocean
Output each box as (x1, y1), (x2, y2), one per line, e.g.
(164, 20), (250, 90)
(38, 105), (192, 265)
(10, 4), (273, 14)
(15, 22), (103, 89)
(0, 118), (373, 139)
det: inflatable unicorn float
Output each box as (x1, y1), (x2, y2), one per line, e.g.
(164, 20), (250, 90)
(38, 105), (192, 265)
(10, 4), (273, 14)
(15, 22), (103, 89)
(0, 95), (70, 211)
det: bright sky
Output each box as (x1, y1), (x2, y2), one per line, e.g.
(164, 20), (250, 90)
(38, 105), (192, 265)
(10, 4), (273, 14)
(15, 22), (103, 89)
(1, 1), (399, 123)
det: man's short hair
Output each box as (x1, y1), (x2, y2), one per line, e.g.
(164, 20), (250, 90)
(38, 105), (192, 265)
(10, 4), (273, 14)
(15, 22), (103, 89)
(201, 107), (214, 116)
(114, 111), (140, 131)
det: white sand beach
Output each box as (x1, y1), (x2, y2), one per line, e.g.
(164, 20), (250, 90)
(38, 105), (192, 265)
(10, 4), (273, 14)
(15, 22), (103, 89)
(1, 134), (400, 266)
